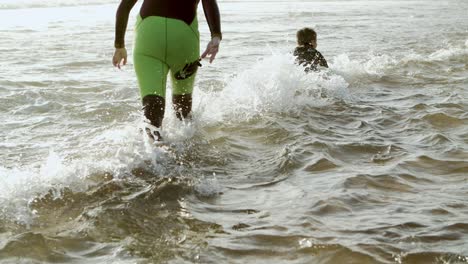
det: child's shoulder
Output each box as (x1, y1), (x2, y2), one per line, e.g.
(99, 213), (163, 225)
(294, 45), (309, 54)
(295, 45), (319, 55)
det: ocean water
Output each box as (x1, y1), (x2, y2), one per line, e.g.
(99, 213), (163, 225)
(0, 0), (467, 263)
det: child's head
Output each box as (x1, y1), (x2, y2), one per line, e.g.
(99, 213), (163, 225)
(297, 27), (317, 48)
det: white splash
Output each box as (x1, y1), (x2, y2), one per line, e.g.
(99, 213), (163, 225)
(403, 40), (468, 62)
(330, 53), (397, 80)
(0, 150), (88, 225)
(195, 53), (350, 125)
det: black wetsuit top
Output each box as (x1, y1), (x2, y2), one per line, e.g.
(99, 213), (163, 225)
(115, 0), (222, 48)
(294, 44), (328, 72)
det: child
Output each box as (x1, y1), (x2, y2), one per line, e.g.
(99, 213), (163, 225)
(294, 27), (328, 72)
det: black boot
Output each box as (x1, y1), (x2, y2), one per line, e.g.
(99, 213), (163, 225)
(172, 93), (192, 121)
(142, 95), (165, 141)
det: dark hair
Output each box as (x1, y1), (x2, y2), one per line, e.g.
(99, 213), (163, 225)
(296, 27), (317, 45)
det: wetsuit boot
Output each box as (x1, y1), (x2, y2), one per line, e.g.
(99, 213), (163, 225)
(142, 95), (165, 141)
(172, 93), (192, 120)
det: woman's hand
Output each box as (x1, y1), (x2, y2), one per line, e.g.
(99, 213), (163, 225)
(201, 36), (221, 63)
(112, 48), (128, 69)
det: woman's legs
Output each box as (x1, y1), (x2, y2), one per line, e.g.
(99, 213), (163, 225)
(133, 16), (199, 140)
(170, 59), (198, 121)
(142, 95), (164, 140)
(133, 52), (169, 140)
(167, 17), (199, 123)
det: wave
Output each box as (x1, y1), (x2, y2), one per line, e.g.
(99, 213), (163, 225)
(0, 127), (159, 224)
(398, 155), (468, 176)
(196, 53), (351, 125)
(0, 117), (225, 225)
(421, 112), (466, 129)
(343, 174), (416, 193)
(6, 45), (466, 225)
(397, 252), (468, 264)
(403, 40), (468, 63)
(0, 232), (137, 263)
(331, 53), (397, 81)
(0, 0), (114, 9)
(0, 151), (89, 225)
(0, 51), (351, 225)
(328, 39), (468, 83)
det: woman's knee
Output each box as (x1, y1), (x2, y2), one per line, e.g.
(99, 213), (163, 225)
(142, 94), (165, 127)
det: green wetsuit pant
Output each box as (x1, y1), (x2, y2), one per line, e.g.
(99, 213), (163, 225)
(133, 15), (200, 99)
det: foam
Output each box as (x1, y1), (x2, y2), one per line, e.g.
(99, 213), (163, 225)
(2, 40), (467, 225)
(5, 42), (466, 225)
(195, 173), (224, 198)
(0, 150), (88, 225)
(428, 45), (468, 61)
(0, 0), (114, 9)
(330, 53), (397, 80)
(403, 40), (468, 63)
(328, 39), (468, 83)
(196, 53), (350, 125)
(0, 125), (172, 224)
(0, 50), (354, 224)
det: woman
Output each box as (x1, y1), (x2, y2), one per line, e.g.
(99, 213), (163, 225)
(112, 0), (222, 141)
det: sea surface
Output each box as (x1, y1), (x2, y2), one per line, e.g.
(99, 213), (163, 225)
(0, 0), (467, 263)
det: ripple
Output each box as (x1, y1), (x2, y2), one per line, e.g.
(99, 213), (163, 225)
(400, 252), (468, 264)
(401, 233), (462, 243)
(303, 157), (339, 172)
(74, 178), (222, 262)
(327, 142), (406, 165)
(444, 223), (468, 233)
(435, 102), (467, 111)
(297, 243), (378, 264)
(57, 60), (107, 68)
(310, 199), (352, 215)
(343, 174), (415, 193)
(398, 155), (468, 176)
(418, 133), (454, 146)
(422, 112), (465, 128)
(0, 80), (49, 88)
(232, 223), (251, 230)
(12, 101), (64, 114)
(231, 209), (261, 215)
(212, 239), (380, 263)
(393, 222), (428, 229)
(424, 207), (454, 216)
(0, 232), (119, 263)
(1, 1), (468, 263)
(412, 103), (430, 110)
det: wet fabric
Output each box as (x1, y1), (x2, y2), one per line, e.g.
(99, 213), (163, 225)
(294, 44), (328, 72)
(133, 15), (200, 97)
(114, 0), (221, 48)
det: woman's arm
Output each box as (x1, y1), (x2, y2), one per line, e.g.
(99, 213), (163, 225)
(114, 0), (138, 49)
(201, 0), (222, 63)
(113, 0), (138, 68)
(202, 0), (222, 40)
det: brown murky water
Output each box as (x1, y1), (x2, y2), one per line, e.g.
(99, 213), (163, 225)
(1, 0), (467, 263)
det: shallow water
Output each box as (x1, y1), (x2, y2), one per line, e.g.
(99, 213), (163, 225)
(0, 0), (467, 263)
